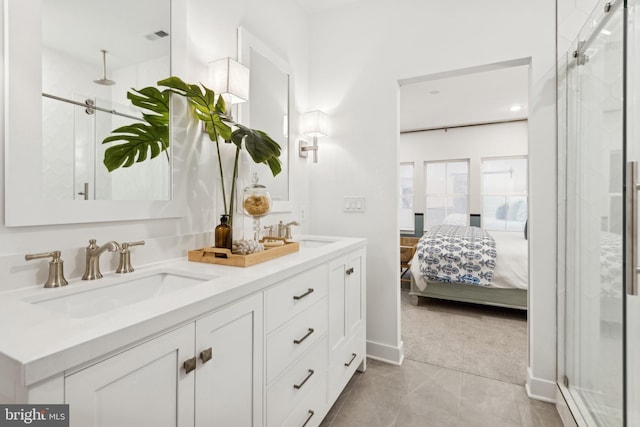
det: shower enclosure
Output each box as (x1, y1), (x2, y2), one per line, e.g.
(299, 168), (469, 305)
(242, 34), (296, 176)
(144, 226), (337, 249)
(562, 0), (639, 425)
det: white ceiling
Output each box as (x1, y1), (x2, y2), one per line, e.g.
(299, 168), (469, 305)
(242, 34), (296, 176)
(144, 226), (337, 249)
(399, 65), (529, 132)
(294, 1), (529, 133)
(42, 0), (170, 70)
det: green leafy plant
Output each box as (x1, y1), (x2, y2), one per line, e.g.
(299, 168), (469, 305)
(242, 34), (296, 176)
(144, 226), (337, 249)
(102, 76), (282, 225)
(102, 87), (170, 172)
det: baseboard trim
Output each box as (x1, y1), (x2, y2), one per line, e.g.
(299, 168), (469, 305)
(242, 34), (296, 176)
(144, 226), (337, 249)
(526, 367), (557, 403)
(366, 339), (404, 365)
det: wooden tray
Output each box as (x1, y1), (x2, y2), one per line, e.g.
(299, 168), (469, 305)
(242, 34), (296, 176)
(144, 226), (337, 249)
(188, 238), (300, 267)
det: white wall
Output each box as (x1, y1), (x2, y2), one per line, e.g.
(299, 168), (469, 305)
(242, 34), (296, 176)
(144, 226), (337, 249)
(400, 121), (528, 220)
(0, 0), (311, 291)
(307, 0), (557, 400)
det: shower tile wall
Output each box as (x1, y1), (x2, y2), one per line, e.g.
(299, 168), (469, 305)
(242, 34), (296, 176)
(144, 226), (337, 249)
(42, 47), (111, 200)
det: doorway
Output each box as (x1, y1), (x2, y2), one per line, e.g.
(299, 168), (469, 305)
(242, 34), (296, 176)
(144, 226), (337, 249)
(398, 61), (531, 384)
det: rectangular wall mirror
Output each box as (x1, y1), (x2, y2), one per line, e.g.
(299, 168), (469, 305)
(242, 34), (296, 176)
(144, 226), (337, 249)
(4, 0), (186, 226)
(238, 27), (294, 212)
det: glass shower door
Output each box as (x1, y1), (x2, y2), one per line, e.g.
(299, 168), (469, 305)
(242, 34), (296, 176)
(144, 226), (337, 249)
(565, 1), (625, 425)
(627, 1), (640, 425)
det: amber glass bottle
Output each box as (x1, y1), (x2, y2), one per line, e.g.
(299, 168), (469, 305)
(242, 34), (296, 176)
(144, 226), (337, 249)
(214, 214), (232, 249)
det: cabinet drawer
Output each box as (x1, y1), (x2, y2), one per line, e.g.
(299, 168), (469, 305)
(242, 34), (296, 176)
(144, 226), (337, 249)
(328, 327), (365, 404)
(265, 264), (328, 333)
(267, 298), (327, 383)
(267, 337), (327, 427)
(281, 375), (327, 427)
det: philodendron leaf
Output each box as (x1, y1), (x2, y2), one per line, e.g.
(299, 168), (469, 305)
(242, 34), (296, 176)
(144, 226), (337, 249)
(231, 124), (282, 177)
(127, 87), (169, 117)
(102, 123), (169, 171)
(157, 76), (191, 94)
(159, 77), (210, 105)
(102, 86), (170, 172)
(215, 94), (227, 114)
(159, 76), (236, 142)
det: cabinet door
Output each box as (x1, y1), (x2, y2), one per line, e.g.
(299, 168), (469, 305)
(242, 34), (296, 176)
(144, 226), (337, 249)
(345, 249), (365, 336)
(195, 293), (263, 427)
(65, 324), (195, 427)
(328, 249), (366, 357)
(328, 257), (347, 355)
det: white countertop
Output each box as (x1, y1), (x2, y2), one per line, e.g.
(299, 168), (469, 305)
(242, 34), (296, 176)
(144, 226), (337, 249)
(0, 235), (366, 387)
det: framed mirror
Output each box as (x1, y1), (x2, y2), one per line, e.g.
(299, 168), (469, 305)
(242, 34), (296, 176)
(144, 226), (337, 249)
(4, 0), (186, 226)
(238, 27), (294, 212)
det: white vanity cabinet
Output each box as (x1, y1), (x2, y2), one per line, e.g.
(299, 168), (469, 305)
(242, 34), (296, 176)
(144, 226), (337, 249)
(327, 248), (366, 403)
(3, 237), (367, 427)
(64, 293), (263, 427)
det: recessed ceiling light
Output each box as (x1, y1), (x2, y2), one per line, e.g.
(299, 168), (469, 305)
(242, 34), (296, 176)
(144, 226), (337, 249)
(509, 104), (523, 112)
(429, 90), (440, 95)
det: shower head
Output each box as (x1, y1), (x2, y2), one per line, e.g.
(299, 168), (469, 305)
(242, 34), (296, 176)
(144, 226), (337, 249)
(94, 50), (116, 86)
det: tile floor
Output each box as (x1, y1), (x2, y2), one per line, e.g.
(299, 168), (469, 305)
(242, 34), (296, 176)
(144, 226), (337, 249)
(401, 291), (527, 385)
(320, 358), (564, 427)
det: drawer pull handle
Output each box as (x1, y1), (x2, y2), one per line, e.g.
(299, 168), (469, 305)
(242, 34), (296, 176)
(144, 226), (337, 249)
(293, 328), (315, 344)
(344, 353), (357, 367)
(346, 267), (355, 275)
(183, 357), (197, 374)
(200, 347), (213, 364)
(293, 369), (315, 390)
(302, 410), (315, 427)
(293, 288), (314, 300)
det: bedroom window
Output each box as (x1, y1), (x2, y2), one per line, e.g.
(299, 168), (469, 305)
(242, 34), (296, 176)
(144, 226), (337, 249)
(481, 156), (528, 232)
(399, 163), (415, 231)
(424, 160), (469, 228)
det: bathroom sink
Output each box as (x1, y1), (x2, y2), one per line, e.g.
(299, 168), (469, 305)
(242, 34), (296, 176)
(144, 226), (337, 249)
(297, 238), (337, 248)
(28, 272), (213, 319)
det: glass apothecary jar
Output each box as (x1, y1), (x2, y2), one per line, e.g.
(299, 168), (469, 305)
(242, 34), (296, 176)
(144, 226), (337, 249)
(243, 173), (272, 240)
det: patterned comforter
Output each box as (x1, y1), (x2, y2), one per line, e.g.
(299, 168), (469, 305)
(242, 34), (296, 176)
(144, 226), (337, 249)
(415, 224), (497, 286)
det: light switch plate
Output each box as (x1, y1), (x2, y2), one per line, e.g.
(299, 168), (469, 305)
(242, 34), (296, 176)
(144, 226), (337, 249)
(343, 196), (365, 213)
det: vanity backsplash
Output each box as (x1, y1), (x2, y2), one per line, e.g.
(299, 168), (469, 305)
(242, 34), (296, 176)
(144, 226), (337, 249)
(0, 232), (213, 293)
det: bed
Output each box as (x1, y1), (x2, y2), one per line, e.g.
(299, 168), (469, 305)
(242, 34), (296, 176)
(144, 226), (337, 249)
(408, 224), (528, 310)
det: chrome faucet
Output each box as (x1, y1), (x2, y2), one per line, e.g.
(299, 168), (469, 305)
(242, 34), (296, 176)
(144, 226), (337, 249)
(82, 239), (121, 280)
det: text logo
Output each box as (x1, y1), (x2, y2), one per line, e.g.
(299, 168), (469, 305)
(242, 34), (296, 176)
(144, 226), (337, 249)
(0, 405), (68, 427)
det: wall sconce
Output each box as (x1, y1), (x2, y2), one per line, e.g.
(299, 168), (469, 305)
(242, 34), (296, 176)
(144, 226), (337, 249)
(208, 57), (249, 105)
(299, 110), (328, 163)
